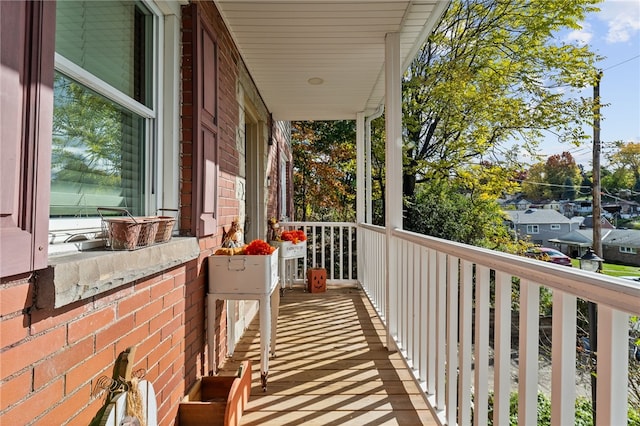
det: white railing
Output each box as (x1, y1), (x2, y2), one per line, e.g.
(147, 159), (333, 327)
(359, 223), (640, 426)
(281, 220), (640, 424)
(280, 221), (358, 286)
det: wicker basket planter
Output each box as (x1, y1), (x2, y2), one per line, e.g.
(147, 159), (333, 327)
(98, 208), (174, 250)
(154, 216), (176, 243)
(137, 218), (160, 247)
(104, 218), (142, 250)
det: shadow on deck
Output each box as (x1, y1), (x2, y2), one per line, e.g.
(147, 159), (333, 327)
(218, 286), (439, 425)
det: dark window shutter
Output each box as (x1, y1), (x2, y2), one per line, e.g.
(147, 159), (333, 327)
(0, 1), (55, 277)
(192, 5), (218, 237)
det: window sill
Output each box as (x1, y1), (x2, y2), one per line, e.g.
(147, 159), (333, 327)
(37, 237), (200, 309)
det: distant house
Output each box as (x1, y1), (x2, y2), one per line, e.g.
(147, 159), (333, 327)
(548, 229), (595, 258)
(530, 200), (561, 211)
(550, 228), (640, 266)
(602, 229), (640, 265)
(575, 201), (593, 216)
(500, 198), (531, 211)
(503, 208), (577, 247)
(581, 215), (615, 230)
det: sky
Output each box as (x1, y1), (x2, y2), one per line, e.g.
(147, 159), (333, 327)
(531, 0), (640, 166)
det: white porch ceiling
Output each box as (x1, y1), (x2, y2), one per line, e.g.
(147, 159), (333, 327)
(214, 0), (449, 121)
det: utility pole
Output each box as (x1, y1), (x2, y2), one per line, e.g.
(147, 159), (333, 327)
(589, 69), (603, 424)
(593, 70), (602, 259)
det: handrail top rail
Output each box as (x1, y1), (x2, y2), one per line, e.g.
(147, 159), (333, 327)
(391, 227), (640, 315)
(281, 221), (357, 228)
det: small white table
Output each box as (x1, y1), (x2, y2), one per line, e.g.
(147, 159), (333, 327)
(271, 241), (307, 292)
(208, 251), (280, 391)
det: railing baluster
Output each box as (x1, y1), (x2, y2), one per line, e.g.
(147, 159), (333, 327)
(518, 279), (540, 426)
(435, 251), (446, 410)
(420, 247), (429, 384)
(380, 231), (386, 321)
(312, 225), (317, 268)
(493, 271), (512, 426)
(596, 306), (630, 426)
(474, 265), (490, 426)
(551, 289), (577, 425)
(400, 239), (408, 352)
(348, 226), (353, 281)
(458, 259), (474, 425)
(338, 225), (344, 280)
(446, 255), (459, 426)
(407, 243), (420, 364)
(414, 242), (421, 363)
(388, 236), (398, 343)
(427, 248), (437, 394)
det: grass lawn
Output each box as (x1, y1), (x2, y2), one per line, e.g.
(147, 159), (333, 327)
(570, 259), (640, 277)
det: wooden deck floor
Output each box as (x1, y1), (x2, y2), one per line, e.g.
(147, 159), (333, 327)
(218, 286), (439, 426)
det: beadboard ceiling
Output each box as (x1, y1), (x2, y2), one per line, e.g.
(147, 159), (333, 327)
(214, 0), (449, 121)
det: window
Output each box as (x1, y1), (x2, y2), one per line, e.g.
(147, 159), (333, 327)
(620, 247), (637, 254)
(50, 0), (166, 249)
(526, 225), (539, 234)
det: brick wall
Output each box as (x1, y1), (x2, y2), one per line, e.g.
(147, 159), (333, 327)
(0, 3), (256, 426)
(0, 2), (276, 424)
(0, 259), (206, 425)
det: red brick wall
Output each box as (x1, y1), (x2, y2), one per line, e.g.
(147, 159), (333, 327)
(0, 2), (276, 424)
(0, 260), (205, 425)
(0, 3), (258, 426)
(180, 0), (241, 373)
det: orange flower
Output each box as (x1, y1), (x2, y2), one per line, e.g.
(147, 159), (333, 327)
(281, 230), (306, 244)
(245, 239), (276, 255)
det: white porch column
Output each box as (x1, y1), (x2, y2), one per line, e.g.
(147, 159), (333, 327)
(356, 111), (365, 288)
(365, 105), (383, 223)
(356, 112), (365, 225)
(385, 32), (402, 349)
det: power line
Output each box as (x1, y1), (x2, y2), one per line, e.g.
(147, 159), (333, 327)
(514, 179), (586, 189)
(603, 54), (640, 72)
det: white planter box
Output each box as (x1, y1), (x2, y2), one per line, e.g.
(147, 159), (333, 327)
(208, 249), (279, 294)
(270, 240), (306, 259)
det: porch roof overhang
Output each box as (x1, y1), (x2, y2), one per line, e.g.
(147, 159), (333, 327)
(213, 0), (449, 121)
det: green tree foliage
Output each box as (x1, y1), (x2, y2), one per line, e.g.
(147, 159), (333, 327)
(563, 177), (576, 200)
(404, 178), (529, 253)
(605, 141), (640, 200)
(610, 142), (640, 183)
(52, 75), (125, 188)
(401, 0), (601, 199)
(521, 152), (581, 201)
(521, 162), (549, 200)
(291, 121), (357, 221)
(579, 169), (593, 198)
(601, 167), (633, 196)
(545, 152), (582, 199)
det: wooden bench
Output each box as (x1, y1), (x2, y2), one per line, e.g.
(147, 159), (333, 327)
(179, 360), (251, 426)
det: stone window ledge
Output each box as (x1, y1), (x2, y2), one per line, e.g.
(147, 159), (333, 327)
(37, 238), (201, 308)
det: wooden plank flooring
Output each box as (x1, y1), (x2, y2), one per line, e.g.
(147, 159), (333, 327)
(218, 286), (439, 425)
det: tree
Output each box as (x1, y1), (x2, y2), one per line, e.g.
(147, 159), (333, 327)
(579, 169), (593, 198)
(545, 152), (581, 200)
(609, 142), (640, 183)
(563, 177), (576, 200)
(606, 141), (640, 200)
(291, 121), (357, 222)
(521, 162), (549, 201)
(405, 178), (530, 253)
(601, 167), (633, 196)
(400, 0), (601, 204)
